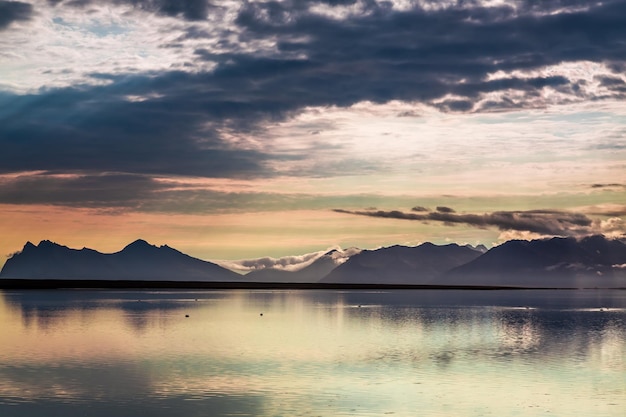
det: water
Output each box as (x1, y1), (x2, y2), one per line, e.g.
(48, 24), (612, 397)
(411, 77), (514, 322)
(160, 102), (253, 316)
(0, 289), (624, 417)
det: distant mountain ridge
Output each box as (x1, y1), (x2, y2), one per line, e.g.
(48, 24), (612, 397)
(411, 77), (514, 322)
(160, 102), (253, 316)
(0, 239), (241, 281)
(440, 235), (626, 288)
(1, 236), (625, 288)
(321, 242), (483, 284)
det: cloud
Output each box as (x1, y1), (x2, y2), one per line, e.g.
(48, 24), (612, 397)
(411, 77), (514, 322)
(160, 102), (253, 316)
(580, 203), (626, 217)
(230, 0), (626, 111)
(241, 253), (321, 272)
(596, 217), (626, 238)
(11, 1), (626, 99)
(333, 206), (625, 238)
(591, 183), (625, 189)
(218, 253), (320, 273)
(436, 206), (455, 213)
(0, 171), (430, 213)
(0, 171), (281, 211)
(50, 0), (214, 21)
(2, 0), (626, 183)
(496, 230), (547, 243)
(0, 172), (172, 208)
(0, 82), (275, 178)
(595, 75), (626, 94)
(215, 246), (360, 273)
(0, 1), (32, 30)
(133, 0), (213, 21)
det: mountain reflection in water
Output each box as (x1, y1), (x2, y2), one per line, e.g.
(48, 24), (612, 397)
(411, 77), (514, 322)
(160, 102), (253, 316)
(0, 289), (624, 417)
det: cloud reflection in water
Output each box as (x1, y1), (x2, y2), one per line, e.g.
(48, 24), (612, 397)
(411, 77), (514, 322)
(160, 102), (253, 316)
(0, 289), (624, 417)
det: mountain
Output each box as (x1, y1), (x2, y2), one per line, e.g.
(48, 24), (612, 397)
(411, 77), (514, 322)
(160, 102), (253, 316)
(245, 248), (361, 282)
(440, 235), (626, 288)
(320, 243), (483, 284)
(3, 236), (625, 288)
(0, 239), (241, 281)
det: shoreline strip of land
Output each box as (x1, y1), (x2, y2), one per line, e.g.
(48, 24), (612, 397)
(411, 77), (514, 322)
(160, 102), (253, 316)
(1, 279), (621, 290)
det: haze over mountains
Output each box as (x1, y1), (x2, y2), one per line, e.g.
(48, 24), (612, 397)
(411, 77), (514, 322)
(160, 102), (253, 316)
(1, 236), (625, 288)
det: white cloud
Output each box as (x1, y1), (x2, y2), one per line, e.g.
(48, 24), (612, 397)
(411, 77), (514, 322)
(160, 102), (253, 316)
(0, 0), (248, 92)
(215, 246), (361, 273)
(239, 99), (626, 197)
(595, 217), (626, 238)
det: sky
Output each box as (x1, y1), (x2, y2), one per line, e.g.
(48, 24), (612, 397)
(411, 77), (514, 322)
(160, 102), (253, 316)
(1, 0), (625, 271)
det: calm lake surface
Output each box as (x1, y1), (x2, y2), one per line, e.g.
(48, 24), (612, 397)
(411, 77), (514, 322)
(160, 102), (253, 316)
(0, 289), (624, 417)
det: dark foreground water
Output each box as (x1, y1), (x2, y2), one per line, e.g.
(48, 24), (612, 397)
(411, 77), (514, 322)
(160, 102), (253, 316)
(0, 289), (624, 417)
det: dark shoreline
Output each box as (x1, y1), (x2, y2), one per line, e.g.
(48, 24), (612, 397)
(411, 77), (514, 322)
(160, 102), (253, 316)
(1, 278), (620, 290)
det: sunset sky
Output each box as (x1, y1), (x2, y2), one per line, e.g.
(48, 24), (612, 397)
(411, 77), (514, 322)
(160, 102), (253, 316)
(1, 0), (625, 270)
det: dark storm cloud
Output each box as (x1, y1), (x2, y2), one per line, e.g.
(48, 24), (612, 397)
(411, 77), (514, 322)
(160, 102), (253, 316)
(3, 0), (626, 185)
(228, 0), (626, 108)
(333, 208), (595, 237)
(0, 80), (277, 178)
(0, 173), (172, 208)
(41, 0), (626, 115)
(51, 0), (214, 20)
(0, 171), (293, 211)
(52, 0), (626, 112)
(137, 0), (212, 20)
(0, 1), (33, 30)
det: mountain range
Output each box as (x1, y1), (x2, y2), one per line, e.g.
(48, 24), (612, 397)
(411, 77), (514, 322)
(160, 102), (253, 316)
(320, 243), (484, 284)
(0, 239), (241, 282)
(440, 235), (626, 288)
(1, 236), (625, 288)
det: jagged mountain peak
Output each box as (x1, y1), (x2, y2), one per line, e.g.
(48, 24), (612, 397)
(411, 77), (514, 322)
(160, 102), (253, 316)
(18, 240), (67, 256)
(37, 240), (65, 248)
(22, 241), (36, 250)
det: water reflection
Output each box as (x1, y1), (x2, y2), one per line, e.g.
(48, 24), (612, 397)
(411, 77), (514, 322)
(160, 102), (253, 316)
(1, 289), (625, 417)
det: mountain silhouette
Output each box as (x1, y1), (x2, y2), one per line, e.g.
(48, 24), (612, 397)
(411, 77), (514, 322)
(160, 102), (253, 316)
(0, 239), (241, 281)
(440, 235), (626, 288)
(2, 236), (625, 288)
(320, 243), (483, 284)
